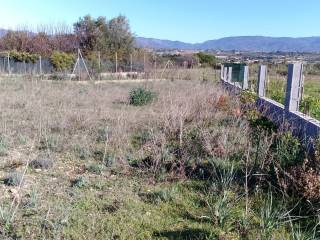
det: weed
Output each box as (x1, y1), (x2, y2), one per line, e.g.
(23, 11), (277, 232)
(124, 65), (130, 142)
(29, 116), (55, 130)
(23, 190), (38, 209)
(274, 132), (301, 168)
(139, 187), (178, 204)
(130, 129), (152, 149)
(74, 145), (91, 160)
(72, 176), (88, 188)
(30, 154), (54, 169)
(3, 172), (24, 186)
(39, 134), (63, 152)
(0, 135), (8, 157)
(96, 127), (111, 143)
(86, 164), (104, 175)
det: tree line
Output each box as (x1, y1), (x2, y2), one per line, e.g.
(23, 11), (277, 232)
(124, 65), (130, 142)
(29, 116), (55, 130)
(0, 15), (135, 62)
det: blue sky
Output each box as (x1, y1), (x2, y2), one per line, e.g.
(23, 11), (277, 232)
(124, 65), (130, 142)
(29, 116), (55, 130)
(0, 0), (319, 43)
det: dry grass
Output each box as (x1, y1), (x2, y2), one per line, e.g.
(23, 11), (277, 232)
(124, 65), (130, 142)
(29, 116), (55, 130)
(0, 78), (232, 238)
(0, 76), (318, 239)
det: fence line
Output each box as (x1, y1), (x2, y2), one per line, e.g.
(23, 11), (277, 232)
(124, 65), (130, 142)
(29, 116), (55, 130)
(221, 63), (320, 151)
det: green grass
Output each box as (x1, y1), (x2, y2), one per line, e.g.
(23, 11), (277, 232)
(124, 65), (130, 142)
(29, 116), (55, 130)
(265, 76), (320, 120)
(3, 168), (313, 239)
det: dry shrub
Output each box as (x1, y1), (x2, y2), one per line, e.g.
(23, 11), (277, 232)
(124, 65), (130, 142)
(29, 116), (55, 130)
(133, 81), (249, 177)
(286, 161), (320, 201)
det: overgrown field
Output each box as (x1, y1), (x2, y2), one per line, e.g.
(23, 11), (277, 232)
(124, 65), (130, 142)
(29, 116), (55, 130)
(0, 78), (319, 239)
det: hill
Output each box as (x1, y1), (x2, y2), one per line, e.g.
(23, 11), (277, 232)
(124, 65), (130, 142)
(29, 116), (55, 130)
(136, 36), (320, 52)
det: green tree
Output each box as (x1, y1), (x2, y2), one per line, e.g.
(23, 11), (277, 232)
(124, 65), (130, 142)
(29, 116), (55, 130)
(73, 15), (134, 62)
(196, 52), (216, 67)
(73, 15), (104, 54)
(105, 15), (134, 61)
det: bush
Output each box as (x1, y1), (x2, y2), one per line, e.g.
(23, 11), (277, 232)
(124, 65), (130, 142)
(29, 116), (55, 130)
(274, 132), (301, 168)
(0, 135), (8, 157)
(86, 164), (104, 175)
(50, 51), (75, 71)
(195, 52), (216, 67)
(30, 154), (54, 170)
(71, 176), (87, 188)
(74, 145), (91, 160)
(9, 51), (39, 63)
(129, 88), (157, 106)
(3, 172), (24, 186)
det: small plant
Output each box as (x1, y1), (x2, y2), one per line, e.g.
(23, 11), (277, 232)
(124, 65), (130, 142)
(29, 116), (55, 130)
(3, 172), (24, 186)
(23, 191), (38, 209)
(103, 153), (116, 167)
(30, 154), (54, 170)
(240, 91), (257, 105)
(274, 132), (301, 168)
(209, 160), (235, 193)
(74, 145), (91, 160)
(86, 164), (104, 175)
(71, 176), (87, 188)
(139, 187), (177, 204)
(129, 87), (157, 106)
(259, 193), (281, 238)
(38, 135), (63, 152)
(96, 127), (111, 143)
(130, 129), (152, 149)
(0, 135), (8, 157)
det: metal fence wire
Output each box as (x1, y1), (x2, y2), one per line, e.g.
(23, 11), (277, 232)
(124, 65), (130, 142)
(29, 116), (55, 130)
(0, 54), (146, 77)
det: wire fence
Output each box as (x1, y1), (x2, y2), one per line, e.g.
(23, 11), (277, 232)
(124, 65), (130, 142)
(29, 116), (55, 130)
(0, 52), (221, 82)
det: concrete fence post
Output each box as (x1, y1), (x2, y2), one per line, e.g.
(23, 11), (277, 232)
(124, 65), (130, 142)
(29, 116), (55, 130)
(220, 64), (224, 80)
(242, 66), (249, 90)
(223, 67), (228, 82)
(257, 65), (267, 97)
(227, 67), (232, 83)
(285, 63), (304, 112)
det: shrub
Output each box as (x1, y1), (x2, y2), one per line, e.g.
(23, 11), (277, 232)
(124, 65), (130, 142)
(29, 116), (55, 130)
(274, 132), (301, 168)
(74, 145), (91, 160)
(86, 164), (104, 175)
(0, 135), (8, 157)
(96, 127), (111, 143)
(71, 176), (87, 188)
(3, 172), (24, 186)
(50, 51), (75, 71)
(139, 187), (177, 204)
(300, 95), (320, 119)
(195, 52), (216, 67)
(129, 87), (157, 106)
(93, 150), (116, 167)
(30, 154), (54, 170)
(130, 129), (152, 149)
(38, 135), (63, 152)
(9, 51), (39, 63)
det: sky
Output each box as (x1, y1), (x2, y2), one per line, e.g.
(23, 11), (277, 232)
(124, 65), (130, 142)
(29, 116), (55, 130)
(0, 0), (319, 43)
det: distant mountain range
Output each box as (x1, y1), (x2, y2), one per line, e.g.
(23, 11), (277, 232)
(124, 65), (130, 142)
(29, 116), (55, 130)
(1, 28), (320, 52)
(136, 36), (320, 52)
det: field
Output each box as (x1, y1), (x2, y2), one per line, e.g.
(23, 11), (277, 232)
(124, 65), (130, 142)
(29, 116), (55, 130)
(247, 63), (320, 120)
(0, 75), (319, 239)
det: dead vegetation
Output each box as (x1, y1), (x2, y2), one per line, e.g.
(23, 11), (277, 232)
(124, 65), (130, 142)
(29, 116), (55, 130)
(0, 77), (319, 239)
